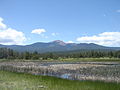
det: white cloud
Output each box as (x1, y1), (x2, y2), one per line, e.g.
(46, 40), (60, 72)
(51, 33), (59, 36)
(0, 17), (7, 29)
(67, 41), (74, 43)
(31, 29), (46, 34)
(0, 28), (26, 45)
(0, 17), (26, 45)
(76, 32), (120, 47)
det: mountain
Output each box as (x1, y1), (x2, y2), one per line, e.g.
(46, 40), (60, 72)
(0, 40), (120, 53)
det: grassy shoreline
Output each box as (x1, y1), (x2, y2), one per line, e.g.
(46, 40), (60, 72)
(0, 58), (120, 62)
(0, 70), (120, 90)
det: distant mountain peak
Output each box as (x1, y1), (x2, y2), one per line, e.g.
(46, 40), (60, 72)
(0, 40), (120, 53)
(51, 40), (66, 46)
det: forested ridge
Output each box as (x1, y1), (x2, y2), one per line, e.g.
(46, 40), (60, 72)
(0, 48), (120, 60)
(1, 40), (120, 53)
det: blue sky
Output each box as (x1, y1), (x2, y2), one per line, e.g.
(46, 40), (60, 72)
(0, 0), (120, 46)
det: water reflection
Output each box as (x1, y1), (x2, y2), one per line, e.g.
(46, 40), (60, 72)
(61, 74), (71, 79)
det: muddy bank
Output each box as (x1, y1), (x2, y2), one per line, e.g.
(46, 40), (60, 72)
(0, 61), (120, 82)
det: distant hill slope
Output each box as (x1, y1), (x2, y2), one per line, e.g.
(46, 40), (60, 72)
(0, 40), (120, 53)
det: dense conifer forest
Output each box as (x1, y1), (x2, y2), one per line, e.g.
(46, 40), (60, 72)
(0, 48), (120, 60)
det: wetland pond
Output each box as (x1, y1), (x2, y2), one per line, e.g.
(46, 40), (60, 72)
(0, 61), (120, 82)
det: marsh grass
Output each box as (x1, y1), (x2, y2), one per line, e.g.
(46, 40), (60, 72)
(0, 70), (120, 90)
(0, 58), (120, 63)
(61, 58), (120, 62)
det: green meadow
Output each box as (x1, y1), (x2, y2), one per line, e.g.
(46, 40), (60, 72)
(0, 70), (120, 90)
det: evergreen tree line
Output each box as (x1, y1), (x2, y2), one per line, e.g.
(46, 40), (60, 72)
(0, 48), (120, 60)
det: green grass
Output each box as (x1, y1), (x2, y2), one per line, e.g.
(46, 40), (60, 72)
(0, 71), (120, 90)
(61, 58), (120, 62)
